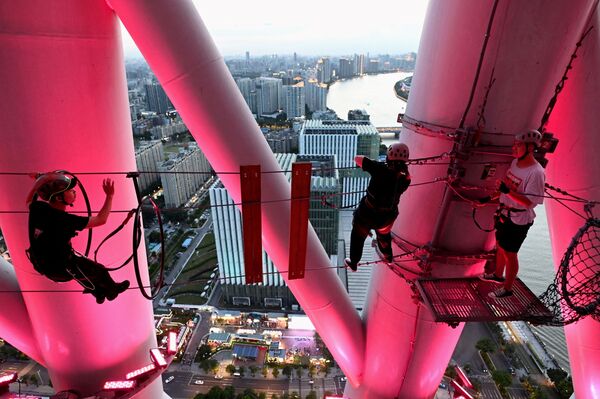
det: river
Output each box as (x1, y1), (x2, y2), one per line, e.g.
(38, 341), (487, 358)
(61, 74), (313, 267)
(328, 72), (571, 372)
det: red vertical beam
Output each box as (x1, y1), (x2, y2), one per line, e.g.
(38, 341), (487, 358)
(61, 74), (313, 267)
(289, 162), (312, 280)
(240, 165), (262, 284)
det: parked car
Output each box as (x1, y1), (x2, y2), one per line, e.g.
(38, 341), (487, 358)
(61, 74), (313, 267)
(165, 376), (174, 384)
(194, 380), (204, 385)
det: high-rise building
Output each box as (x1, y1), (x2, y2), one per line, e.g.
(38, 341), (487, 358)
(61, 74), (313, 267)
(263, 129), (299, 153)
(316, 57), (332, 83)
(209, 153), (296, 308)
(299, 120), (379, 168)
(235, 77), (257, 114)
(255, 77), (283, 116)
(158, 143), (212, 207)
(283, 84), (305, 119)
(356, 54), (366, 75)
(144, 83), (172, 114)
(338, 58), (354, 79)
(297, 154), (340, 255)
(134, 140), (164, 192)
(304, 79), (328, 112)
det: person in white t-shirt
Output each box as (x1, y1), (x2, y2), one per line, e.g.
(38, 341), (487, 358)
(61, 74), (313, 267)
(481, 130), (546, 298)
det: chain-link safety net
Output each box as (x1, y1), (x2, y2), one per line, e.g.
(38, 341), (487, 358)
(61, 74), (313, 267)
(536, 218), (600, 326)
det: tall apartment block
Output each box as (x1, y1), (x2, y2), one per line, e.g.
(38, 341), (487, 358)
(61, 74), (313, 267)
(158, 143), (212, 207)
(144, 82), (172, 114)
(304, 79), (328, 112)
(210, 153), (341, 309)
(134, 140), (164, 192)
(282, 84), (305, 119)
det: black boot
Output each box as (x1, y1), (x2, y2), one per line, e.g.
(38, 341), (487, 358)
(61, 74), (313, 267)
(106, 280), (130, 301)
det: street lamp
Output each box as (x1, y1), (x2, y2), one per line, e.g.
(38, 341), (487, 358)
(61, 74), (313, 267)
(16, 378), (22, 397)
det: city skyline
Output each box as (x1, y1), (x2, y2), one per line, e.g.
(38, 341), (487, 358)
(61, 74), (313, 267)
(120, 0), (430, 58)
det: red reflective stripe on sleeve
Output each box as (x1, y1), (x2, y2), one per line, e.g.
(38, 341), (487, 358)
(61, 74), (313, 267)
(240, 165), (263, 284)
(289, 162), (311, 280)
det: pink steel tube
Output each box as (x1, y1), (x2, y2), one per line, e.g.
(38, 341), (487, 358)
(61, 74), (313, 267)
(109, 0), (365, 384)
(0, 1), (161, 396)
(545, 6), (600, 396)
(0, 258), (43, 364)
(350, 1), (597, 397)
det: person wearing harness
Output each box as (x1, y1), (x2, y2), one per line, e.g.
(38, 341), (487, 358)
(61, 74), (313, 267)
(26, 172), (130, 304)
(344, 143), (412, 271)
(481, 130), (546, 298)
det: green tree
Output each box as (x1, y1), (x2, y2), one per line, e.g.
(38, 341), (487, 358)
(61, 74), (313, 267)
(305, 392), (317, 399)
(206, 386), (224, 399)
(295, 367), (303, 379)
(209, 359), (219, 374)
(226, 364), (237, 376)
(250, 365), (259, 377)
(262, 366), (269, 378)
(308, 365), (316, 378)
(491, 370), (512, 388)
(271, 395), (280, 399)
(195, 344), (213, 362)
(282, 365), (293, 378)
(193, 393), (207, 399)
(547, 368), (568, 384)
(223, 386), (236, 399)
(238, 366), (246, 376)
(258, 393), (266, 399)
(476, 338), (496, 353)
(272, 367), (280, 378)
(555, 377), (574, 399)
(289, 393), (300, 399)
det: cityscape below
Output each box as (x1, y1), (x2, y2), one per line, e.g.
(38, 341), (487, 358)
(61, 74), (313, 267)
(0, 48), (576, 399)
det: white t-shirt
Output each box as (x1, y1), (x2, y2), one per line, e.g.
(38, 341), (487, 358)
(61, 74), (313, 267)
(499, 159), (545, 225)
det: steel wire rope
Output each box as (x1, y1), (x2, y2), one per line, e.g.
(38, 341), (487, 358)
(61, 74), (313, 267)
(0, 261), (398, 294)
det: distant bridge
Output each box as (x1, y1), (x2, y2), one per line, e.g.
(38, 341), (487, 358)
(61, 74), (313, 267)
(377, 126), (403, 138)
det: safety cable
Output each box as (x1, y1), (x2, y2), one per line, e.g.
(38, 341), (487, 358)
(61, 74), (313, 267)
(0, 262), (390, 294)
(538, 9), (597, 132)
(457, 0), (500, 129)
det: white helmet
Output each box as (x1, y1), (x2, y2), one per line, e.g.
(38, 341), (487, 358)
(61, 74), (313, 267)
(387, 143), (410, 162)
(515, 129), (542, 148)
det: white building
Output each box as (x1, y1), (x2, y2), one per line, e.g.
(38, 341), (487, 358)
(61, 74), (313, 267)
(282, 84), (305, 119)
(235, 77), (257, 114)
(210, 153), (295, 287)
(299, 119), (379, 169)
(304, 79), (328, 112)
(255, 77), (283, 116)
(158, 143), (211, 207)
(135, 140), (164, 192)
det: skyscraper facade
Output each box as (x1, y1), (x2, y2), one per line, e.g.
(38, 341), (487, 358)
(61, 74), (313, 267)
(255, 77), (283, 116)
(135, 140), (164, 192)
(144, 82), (172, 114)
(299, 120), (379, 168)
(338, 58), (354, 79)
(235, 77), (257, 114)
(304, 79), (328, 112)
(316, 57), (332, 83)
(282, 84), (305, 119)
(209, 153), (296, 308)
(158, 143), (212, 207)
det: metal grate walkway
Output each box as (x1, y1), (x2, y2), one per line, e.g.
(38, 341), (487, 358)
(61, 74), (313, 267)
(415, 277), (554, 325)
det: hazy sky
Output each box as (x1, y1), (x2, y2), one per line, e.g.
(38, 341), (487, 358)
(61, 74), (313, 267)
(121, 0), (430, 58)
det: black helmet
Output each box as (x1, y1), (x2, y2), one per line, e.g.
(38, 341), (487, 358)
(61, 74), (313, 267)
(32, 172), (77, 202)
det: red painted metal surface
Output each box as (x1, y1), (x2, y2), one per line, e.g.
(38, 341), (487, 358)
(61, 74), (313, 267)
(240, 165), (263, 284)
(289, 163), (311, 280)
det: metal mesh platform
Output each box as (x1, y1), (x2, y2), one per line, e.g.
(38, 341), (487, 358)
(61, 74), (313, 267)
(415, 277), (554, 325)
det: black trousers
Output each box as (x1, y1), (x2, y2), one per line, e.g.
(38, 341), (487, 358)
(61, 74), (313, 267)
(35, 252), (119, 294)
(349, 200), (397, 265)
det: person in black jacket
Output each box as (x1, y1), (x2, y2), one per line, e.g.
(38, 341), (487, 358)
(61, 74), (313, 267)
(26, 172), (130, 304)
(344, 143), (411, 271)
